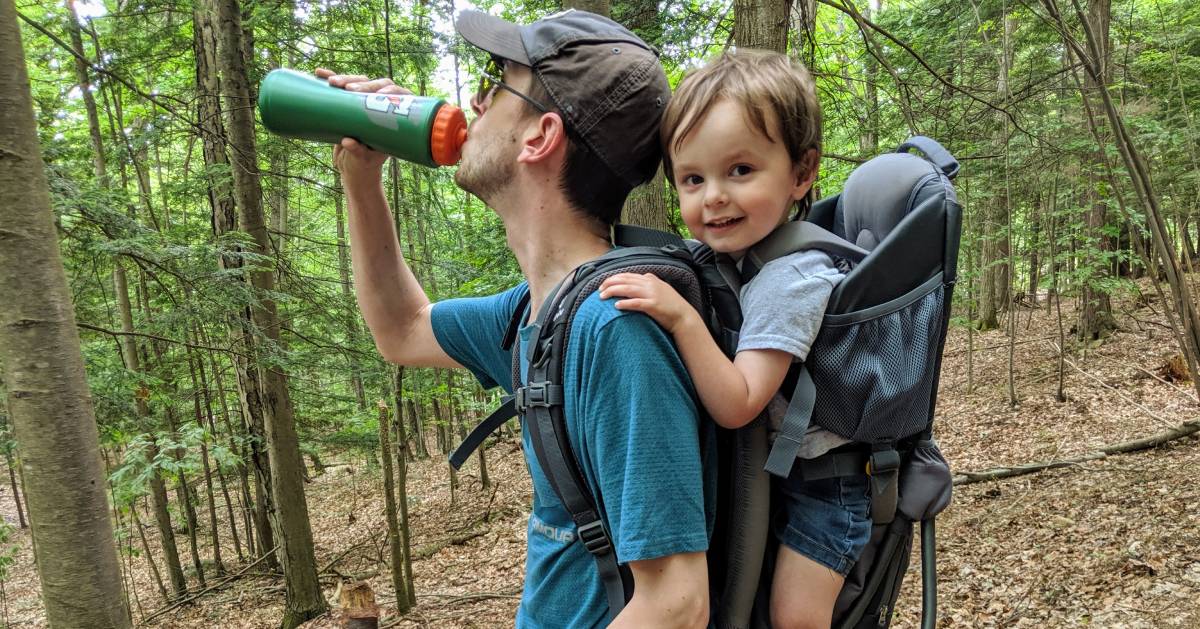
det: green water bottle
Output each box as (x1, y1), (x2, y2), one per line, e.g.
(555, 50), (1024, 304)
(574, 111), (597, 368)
(257, 69), (468, 168)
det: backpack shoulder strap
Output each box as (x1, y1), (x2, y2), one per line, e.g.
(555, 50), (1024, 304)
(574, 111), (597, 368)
(743, 221), (869, 282)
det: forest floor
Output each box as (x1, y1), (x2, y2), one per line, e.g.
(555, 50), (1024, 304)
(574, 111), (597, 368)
(3, 277), (1200, 627)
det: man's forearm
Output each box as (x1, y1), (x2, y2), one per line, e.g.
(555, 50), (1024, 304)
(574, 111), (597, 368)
(343, 170), (444, 365)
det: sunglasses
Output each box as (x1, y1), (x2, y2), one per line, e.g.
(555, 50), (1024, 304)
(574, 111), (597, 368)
(477, 56), (552, 114)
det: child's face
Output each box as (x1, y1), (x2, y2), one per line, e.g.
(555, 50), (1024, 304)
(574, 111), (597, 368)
(670, 99), (814, 258)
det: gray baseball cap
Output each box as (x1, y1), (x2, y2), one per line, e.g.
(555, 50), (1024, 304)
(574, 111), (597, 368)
(455, 9), (671, 188)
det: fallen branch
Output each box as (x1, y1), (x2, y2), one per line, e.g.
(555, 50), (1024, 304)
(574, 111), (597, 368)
(413, 527), (490, 560)
(426, 591), (522, 607)
(138, 546), (280, 625)
(953, 420), (1200, 485)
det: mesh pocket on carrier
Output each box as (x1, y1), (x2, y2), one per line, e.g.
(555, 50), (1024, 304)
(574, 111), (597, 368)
(808, 274), (947, 442)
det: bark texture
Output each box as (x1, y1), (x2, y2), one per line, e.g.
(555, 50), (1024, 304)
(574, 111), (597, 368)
(0, 1), (131, 625)
(734, 0), (792, 52)
(214, 0), (326, 624)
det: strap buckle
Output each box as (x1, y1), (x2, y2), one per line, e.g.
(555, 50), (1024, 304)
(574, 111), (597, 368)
(515, 382), (561, 413)
(577, 520), (613, 556)
(867, 448), (902, 524)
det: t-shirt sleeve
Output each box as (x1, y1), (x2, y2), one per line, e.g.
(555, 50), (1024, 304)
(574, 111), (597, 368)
(571, 305), (709, 563)
(430, 284), (528, 393)
(737, 250), (843, 361)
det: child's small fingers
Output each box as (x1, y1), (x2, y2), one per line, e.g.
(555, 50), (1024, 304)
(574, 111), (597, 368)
(601, 283), (639, 299)
(613, 298), (648, 311)
(602, 273), (638, 286)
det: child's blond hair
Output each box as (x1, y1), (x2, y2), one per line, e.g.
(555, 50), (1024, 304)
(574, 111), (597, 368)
(661, 49), (822, 206)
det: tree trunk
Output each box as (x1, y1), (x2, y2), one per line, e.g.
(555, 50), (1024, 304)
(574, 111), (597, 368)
(133, 500), (170, 603)
(137, 283), (207, 590)
(187, 342), (226, 575)
(213, 343), (260, 559)
(1078, 0), (1117, 341)
(391, 367), (416, 606)
(1027, 199), (1041, 305)
(214, 0), (326, 624)
(565, 0), (611, 17)
(193, 326), (243, 562)
(114, 266), (188, 598)
(622, 169), (675, 232)
(0, 3), (131, 623)
(734, 0), (792, 52)
(474, 389), (491, 490)
(376, 401), (412, 612)
(406, 399), (426, 460)
(193, 0), (279, 570)
(977, 200), (1001, 331)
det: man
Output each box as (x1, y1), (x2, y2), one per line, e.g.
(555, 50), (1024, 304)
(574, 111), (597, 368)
(322, 10), (710, 628)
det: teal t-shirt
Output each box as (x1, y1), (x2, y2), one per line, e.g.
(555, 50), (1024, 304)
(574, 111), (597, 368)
(432, 283), (712, 628)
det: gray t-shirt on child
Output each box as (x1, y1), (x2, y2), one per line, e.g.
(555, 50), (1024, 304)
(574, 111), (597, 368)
(737, 249), (850, 459)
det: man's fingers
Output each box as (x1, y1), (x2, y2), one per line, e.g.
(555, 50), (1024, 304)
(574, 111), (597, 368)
(323, 73), (370, 87)
(316, 71), (414, 96)
(344, 78), (398, 93)
(377, 85), (414, 96)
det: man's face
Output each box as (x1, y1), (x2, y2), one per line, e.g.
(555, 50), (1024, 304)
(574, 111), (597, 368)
(454, 60), (540, 204)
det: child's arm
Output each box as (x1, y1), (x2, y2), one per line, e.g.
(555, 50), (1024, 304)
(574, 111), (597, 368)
(599, 272), (791, 429)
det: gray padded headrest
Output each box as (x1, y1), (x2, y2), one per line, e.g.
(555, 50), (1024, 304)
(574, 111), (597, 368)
(837, 153), (956, 251)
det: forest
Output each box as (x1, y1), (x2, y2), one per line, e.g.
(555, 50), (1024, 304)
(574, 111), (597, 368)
(2, 0), (1200, 626)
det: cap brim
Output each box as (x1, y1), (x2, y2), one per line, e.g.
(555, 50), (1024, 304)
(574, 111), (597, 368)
(455, 10), (530, 65)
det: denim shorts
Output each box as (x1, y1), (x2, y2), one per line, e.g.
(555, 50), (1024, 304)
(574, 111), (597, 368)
(774, 466), (872, 577)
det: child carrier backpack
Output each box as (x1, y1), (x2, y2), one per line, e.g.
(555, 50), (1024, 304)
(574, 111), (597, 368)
(450, 136), (961, 628)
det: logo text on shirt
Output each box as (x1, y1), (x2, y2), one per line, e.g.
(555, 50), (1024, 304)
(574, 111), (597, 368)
(531, 515), (576, 544)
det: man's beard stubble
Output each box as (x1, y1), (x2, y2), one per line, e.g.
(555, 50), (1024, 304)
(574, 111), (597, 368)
(454, 129), (519, 205)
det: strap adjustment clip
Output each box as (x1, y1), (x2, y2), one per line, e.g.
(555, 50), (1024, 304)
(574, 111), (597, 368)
(867, 448), (902, 524)
(515, 382), (563, 413)
(577, 520), (613, 556)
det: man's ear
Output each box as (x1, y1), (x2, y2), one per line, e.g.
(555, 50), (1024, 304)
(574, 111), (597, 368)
(791, 148), (820, 200)
(517, 112), (568, 165)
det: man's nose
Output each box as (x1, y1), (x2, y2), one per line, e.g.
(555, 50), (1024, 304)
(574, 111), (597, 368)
(470, 92), (487, 117)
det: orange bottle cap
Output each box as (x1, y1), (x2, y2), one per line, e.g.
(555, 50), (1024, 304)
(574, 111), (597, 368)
(430, 104), (468, 166)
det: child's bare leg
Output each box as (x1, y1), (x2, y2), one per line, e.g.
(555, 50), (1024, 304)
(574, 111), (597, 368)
(769, 545), (843, 629)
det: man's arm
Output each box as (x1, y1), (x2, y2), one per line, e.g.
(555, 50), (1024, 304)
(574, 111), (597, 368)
(610, 553), (709, 629)
(340, 160), (458, 367)
(319, 69), (458, 368)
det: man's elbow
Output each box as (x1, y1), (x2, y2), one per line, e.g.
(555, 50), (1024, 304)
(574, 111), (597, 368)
(373, 336), (407, 365)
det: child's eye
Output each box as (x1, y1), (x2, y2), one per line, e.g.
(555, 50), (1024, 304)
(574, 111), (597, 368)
(730, 164), (753, 177)
(681, 174), (704, 186)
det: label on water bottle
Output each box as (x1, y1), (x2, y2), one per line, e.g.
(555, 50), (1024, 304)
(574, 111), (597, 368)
(364, 93), (415, 117)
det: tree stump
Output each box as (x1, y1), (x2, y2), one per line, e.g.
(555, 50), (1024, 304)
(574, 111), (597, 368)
(338, 581), (380, 628)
